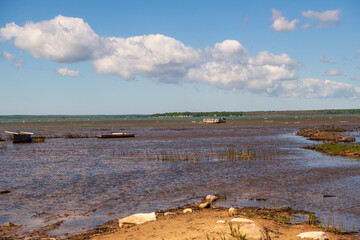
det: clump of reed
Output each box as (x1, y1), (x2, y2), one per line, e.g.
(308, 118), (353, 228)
(216, 146), (255, 161)
(123, 146), (279, 163)
(142, 150), (204, 163)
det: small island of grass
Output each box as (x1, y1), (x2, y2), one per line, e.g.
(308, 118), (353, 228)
(308, 143), (360, 158)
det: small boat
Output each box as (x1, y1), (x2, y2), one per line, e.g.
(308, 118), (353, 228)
(202, 117), (226, 124)
(4, 131), (45, 143)
(96, 133), (135, 138)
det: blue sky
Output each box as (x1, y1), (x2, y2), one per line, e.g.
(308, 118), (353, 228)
(0, 0), (359, 114)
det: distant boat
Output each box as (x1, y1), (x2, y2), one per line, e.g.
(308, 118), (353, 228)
(96, 133), (135, 138)
(4, 131), (45, 143)
(202, 117), (226, 124)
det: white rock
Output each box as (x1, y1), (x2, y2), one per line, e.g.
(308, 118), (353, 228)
(119, 212), (156, 227)
(216, 220), (226, 224)
(183, 208), (193, 213)
(3, 222), (15, 227)
(164, 212), (176, 216)
(239, 223), (266, 240)
(297, 231), (328, 240)
(205, 195), (217, 203)
(231, 218), (254, 224)
(229, 207), (237, 216)
(199, 202), (210, 208)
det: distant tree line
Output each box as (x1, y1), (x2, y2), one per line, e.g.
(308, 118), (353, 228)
(152, 109), (360, 118)
(322, 109), (360, 114)
(152, 112), (244, 117)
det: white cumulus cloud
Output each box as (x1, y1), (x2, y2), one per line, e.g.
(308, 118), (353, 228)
(206, 40), (249, 64)
(186, 40), (300, 94)
(302, 9), (341, 28)
(93, 34), (202, 82)
(2, 51), (23, 67)
(325, 69), (342, 76)
(277, 78), (360, 98)
(1, 15), (359, 99)
(57, 67), (79, 77)
(0, 15), (101, 62)
(270, 9), (299, 32)
(302, 9), (341, 23)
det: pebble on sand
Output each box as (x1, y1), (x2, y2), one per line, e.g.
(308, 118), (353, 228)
(297, 231), (328, 240)
(119, 212), (156, 228)
(3, 222), (15, 227)
(230, 218), (254, 224)
(238, 223), (266, 240)
(199, 202), (210, 208)
(205, 194), (217, 203)
(216, 220), (226, 224)
(228, 207), (237, 216)
(183, 208), (193, 214)
(164, 212), (176, 216)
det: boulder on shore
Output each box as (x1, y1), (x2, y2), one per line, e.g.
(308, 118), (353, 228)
(228, 207), (237, 216)
(231, 218), (254, 224)
(119, 212), (156, 227)
(3, 222), (15, 227)
(183, 208), (192, 213)
(205, 195), (217, 203)
(199, 202), (210, 208)
(297, 231), (328, 240)
(238, 223), (266, 240)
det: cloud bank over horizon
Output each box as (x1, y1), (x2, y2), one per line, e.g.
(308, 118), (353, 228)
(1, 15), (358, 99)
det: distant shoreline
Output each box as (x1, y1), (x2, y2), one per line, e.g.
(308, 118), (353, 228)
(1, 109), (360, 123)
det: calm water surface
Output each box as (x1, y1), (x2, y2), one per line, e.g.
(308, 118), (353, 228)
(0, 119), (360, 236)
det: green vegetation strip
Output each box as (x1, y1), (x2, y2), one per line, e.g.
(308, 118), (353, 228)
(311, 143), (360, 154)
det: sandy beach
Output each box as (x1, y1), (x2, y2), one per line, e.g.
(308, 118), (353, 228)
(67, 205), (359, 240)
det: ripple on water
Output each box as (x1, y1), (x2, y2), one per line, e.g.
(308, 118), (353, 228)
(0, 123), (360, 234)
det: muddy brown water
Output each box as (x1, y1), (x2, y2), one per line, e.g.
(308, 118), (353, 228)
(0, 117), (360, 237)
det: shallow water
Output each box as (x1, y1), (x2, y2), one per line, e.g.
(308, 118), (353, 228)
(0, 118), (360, 236)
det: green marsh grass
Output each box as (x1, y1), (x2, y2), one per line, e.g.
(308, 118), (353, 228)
(313, 143), (360, 154)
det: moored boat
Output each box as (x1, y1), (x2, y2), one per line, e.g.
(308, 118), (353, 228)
(96, 133), (135, 138)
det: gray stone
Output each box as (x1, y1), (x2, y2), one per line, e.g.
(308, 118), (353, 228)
(297, 231), (328, 240)
(119, 212), (156, 227)
(3, 222), (15, 227)
(199, 202), (210, 208)
(183, 208), (192, 213)
(238, 224), (266, 240)
(164, 212), (176, 216)
(205, 195), (217, 203)
(229, 207), (237, 216)
(231, 218), (254, 224)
